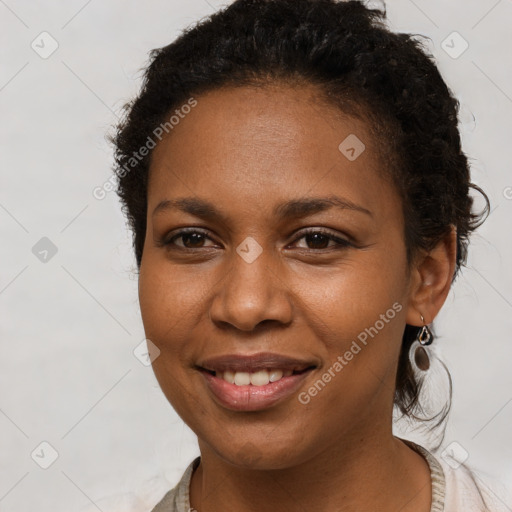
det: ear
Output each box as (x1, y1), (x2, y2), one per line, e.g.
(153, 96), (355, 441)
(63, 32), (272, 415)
(405, 225), (457, 326)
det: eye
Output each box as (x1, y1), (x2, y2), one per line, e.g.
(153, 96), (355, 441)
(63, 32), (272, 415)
(162, 228), (217, 249)
(159, 227), (352, 251)
(290, 228), (352, 250)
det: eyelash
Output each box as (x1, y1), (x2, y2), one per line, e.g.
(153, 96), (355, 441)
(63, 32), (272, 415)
(161, 227), (353, 251)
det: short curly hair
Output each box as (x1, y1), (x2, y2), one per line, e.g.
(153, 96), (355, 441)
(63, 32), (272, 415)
(110, 0), (489, 432)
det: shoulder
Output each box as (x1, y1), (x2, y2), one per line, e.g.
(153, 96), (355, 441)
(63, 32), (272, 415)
(401, 437), (511, 512)
(434, 448), (511, 512)
(150, 457), (200, 512)
(78, 457), (200, 512)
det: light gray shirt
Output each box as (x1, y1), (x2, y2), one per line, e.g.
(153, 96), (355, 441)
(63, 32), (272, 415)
(150, 438), (511, 511)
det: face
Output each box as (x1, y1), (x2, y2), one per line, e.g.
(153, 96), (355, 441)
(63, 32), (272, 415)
(139, 83), (415, 469)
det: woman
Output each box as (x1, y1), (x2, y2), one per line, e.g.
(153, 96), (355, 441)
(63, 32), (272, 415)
(111, 0), (510, 510)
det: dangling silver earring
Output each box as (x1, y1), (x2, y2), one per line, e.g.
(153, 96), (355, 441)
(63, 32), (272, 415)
(409, 314), (433, 372)
(417, 314), (433, 346)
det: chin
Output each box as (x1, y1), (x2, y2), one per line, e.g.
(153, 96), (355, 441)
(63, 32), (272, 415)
(206, 435), (311, 471)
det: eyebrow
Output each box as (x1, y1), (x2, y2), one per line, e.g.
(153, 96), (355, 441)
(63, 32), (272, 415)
(152, 195), (372, 222)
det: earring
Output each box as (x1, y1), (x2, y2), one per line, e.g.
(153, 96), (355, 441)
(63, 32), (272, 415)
(409, 314), (433, 372)
(417, 314), (433, 346)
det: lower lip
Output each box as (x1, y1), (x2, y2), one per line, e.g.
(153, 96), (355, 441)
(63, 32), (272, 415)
(199, 369), (313, 412)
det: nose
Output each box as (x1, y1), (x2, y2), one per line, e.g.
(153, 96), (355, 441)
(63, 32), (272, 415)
(208, 245), (293, 332)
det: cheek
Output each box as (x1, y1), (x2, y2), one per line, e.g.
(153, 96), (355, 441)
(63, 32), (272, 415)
(293, 247), (408, 402)
(294, 248), (407, 338)
(138, 258), (207, 339)
(138, 260), (208, 415)
(290, 270), (407, 433)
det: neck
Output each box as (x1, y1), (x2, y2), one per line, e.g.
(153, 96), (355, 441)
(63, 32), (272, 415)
(189, 429), (432, 512)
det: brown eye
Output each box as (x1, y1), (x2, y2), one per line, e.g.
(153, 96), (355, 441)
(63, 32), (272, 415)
(303, 232), (330, 249)
(163, 229), (217, 249)
(292, 229), (352, 251)
(180, 232), (207, 248)
(160, 228), (352, 252)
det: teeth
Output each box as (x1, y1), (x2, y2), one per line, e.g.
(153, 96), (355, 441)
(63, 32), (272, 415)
(223, 371), (235, 384)
(269, 369), (283, 382)
(234, 372), (251, 386)
(214, 368), (297, 386)
(250, 370), (270, 386)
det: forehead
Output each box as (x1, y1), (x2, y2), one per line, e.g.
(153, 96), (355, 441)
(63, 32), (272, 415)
(148, 84), (399, 224)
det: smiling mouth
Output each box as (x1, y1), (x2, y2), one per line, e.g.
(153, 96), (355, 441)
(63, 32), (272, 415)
(196, 351), (318, 410)
(199, 366), (315, 386)
(198, 365), (316, 412)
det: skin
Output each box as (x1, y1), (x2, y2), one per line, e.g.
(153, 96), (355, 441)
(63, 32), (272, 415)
(138, 83), (457, 512)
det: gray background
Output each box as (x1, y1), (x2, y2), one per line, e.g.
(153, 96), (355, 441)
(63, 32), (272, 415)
(1, 0), (511, 510)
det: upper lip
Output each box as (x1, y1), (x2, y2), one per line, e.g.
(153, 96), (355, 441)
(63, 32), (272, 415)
(197, 352), (317, 373)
